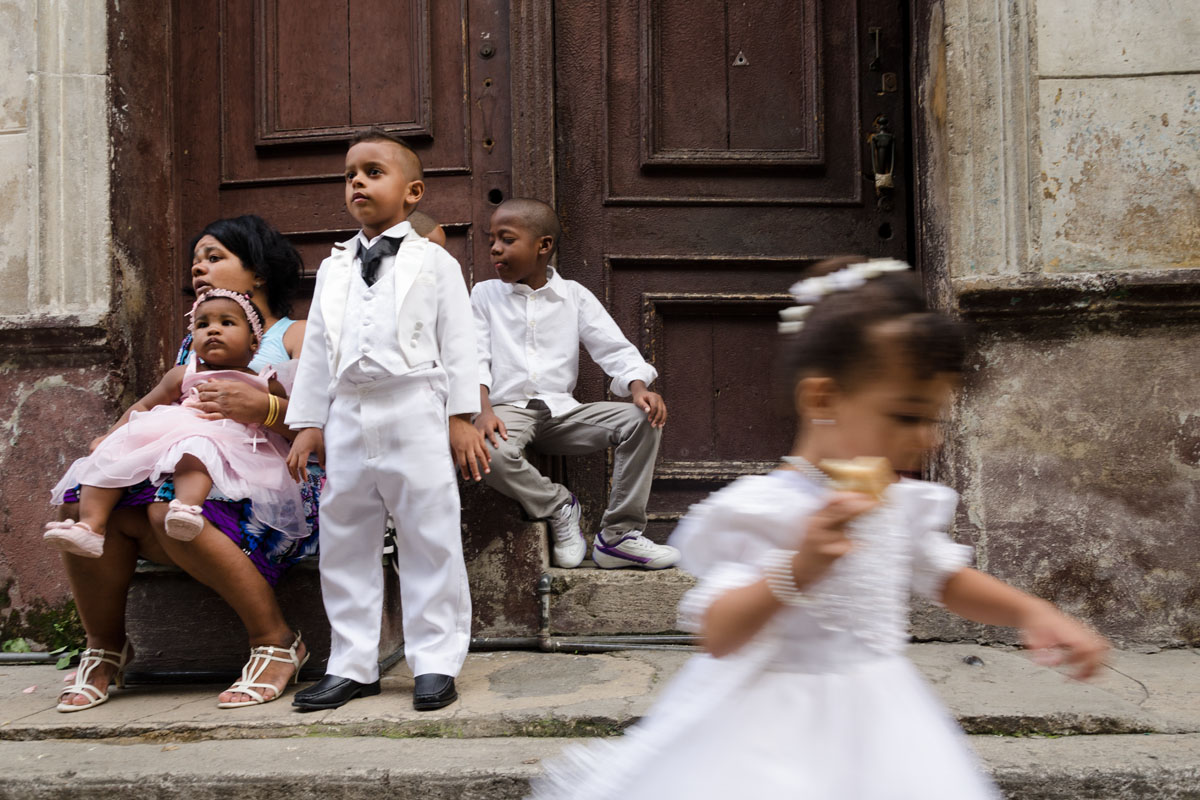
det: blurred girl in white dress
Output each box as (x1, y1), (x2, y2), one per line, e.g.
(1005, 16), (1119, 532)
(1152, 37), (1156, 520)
(530, 258), (1109, 800)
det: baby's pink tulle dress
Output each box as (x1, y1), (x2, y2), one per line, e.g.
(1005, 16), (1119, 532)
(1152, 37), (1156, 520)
(51, 356), (305, 539)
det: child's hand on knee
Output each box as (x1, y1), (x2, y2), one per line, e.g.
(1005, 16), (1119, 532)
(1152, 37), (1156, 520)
(631, 383), (668, 428)
(450, 415), (490, 481)
(473, 410), (508, 448)
(1019, 602), (1110, 681)
(287, 428), (324, 482)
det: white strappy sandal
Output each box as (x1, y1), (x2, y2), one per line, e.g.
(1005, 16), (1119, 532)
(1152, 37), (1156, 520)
(217, 631), (309, 708)
(56, 640), (131, 713)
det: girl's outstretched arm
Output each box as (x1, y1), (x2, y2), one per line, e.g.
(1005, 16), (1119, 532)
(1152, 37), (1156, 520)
(940, 567), (1109, 680)
(89, 366), (187, 450)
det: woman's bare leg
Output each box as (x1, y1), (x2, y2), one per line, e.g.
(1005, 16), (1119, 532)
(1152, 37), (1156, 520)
(146, 503), (305, 703)
(58, 504), (171, 707)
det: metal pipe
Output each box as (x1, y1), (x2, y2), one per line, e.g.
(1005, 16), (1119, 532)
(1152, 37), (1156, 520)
(0, 652), (57, 664)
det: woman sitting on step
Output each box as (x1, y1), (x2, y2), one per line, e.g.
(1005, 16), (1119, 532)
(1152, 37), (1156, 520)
(53, 215), (322, 711)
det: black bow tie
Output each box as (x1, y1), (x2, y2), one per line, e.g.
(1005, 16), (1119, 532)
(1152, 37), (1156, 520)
(359, 235), (403, 287)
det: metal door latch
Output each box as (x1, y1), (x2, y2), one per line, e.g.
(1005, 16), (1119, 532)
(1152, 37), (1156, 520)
(869, 115), (895, 196)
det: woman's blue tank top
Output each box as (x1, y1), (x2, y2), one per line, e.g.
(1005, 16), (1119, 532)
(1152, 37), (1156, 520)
(249, 317), (295, 373)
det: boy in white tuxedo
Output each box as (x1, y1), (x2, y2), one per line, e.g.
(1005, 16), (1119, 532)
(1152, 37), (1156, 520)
(285, 130), (488, 712)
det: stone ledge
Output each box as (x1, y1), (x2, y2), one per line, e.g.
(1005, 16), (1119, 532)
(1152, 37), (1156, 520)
(952, 269), (1200, 324)
(547, 565), (696, 636)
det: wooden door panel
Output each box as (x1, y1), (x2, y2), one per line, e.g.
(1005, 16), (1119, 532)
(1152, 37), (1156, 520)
(645, 0), (822, 164)
(605, 0), (856, 205)
(176, 0), (509, 323)
(557, 0), (909, 539)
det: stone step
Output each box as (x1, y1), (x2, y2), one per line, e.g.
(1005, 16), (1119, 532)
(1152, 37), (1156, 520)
(545, 563), (696, 636)
(0, 734), (1196, 799)
(123, 483), (549, 678)
(4, 645), (1195, 743)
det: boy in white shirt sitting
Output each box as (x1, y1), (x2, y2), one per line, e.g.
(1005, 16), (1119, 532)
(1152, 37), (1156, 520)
(285, 130), (487, 712)
(471, 198), (679, 570)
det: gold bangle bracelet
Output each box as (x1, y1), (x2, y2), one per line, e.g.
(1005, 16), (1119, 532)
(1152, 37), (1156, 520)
(264, 395), (279, 427)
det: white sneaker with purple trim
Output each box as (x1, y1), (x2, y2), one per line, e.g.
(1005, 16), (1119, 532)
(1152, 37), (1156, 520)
(549, 495), (587, 568)
(591, 530), (680, 570)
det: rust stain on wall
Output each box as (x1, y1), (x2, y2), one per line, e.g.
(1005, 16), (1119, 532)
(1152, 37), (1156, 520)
(1041, 80), (1200, 272)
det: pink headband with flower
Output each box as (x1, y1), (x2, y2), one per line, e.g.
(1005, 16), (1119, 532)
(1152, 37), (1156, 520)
(189, 288), (265, 345)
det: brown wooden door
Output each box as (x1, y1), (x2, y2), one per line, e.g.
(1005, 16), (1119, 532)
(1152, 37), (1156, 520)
(554, 0), (912, 539)
(173, 0), (511, 322)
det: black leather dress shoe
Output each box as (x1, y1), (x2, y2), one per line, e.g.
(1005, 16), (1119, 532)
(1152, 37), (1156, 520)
(292, 674), (381, 712)
(412, 673), (457, 711)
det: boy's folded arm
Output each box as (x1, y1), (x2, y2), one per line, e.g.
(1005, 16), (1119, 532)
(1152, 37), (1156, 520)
(575, 285), (658, 397)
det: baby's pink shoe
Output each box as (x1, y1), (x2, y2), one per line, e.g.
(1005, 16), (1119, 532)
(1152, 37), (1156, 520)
(164, 500), (206, 541)
(43, 520), (104, 558)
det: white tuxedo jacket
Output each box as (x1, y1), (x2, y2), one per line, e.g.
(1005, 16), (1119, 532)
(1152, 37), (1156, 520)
(286, 232), (481, 428)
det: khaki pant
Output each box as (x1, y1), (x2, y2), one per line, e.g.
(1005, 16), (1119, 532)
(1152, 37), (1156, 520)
(483, 401), (661, 534)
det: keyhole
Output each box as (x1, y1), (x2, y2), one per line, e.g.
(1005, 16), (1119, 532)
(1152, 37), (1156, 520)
(877, 222), (893, 240)
(488, 188), (504, 205)
(732, 50), (749, 67)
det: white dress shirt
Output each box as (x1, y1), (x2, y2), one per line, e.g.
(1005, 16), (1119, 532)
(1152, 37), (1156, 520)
(471, 267), (658, 417)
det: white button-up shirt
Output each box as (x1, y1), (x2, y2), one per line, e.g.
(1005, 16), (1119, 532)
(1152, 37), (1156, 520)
(471, 267), (658, 416)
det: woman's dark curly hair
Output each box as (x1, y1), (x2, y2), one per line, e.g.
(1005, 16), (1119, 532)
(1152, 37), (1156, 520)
(188, 215), (303, 318)
(784, 257), (969, 389)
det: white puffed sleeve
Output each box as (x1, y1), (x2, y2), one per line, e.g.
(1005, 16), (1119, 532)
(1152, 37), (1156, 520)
(670, 474), (820, 631)
(907, 482), (974, 604)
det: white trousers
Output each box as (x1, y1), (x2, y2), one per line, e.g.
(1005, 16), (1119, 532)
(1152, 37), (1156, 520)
(318, 370), (471, 683)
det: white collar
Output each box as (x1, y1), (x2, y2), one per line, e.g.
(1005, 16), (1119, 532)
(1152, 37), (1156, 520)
(508, 266), (565, 298)
(356, 220), (413, 251)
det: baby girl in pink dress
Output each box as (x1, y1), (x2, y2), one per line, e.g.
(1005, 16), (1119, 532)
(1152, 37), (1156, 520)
(47, 289), (304, 557)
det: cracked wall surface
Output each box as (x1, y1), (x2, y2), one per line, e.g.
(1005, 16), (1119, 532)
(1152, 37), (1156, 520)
(932, 0), (1200, 645)
(0, 1), (120, 644)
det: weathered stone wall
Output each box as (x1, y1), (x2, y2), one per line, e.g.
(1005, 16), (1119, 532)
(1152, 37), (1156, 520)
(0, 0), (121, 646)
(925, 0), (1200, 646)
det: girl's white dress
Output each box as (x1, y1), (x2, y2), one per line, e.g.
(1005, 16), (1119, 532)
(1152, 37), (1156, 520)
(530, 470), (1000, 799)
(50, 356), (306, 539)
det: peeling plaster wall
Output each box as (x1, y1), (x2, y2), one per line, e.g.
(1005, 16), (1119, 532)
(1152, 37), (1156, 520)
(932, 0), (1200, 645)
(0, 1), (121, 643)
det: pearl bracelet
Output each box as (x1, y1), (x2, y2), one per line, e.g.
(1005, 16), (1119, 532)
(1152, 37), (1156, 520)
(762, 548), (810, 606)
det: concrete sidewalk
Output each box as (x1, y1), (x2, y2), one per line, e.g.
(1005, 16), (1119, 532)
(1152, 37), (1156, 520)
(1, 643), (1198, 798)
(2, 642), (1198, 740)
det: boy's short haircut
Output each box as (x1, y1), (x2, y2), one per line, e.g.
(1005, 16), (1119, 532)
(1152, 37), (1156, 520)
(348, 127), (424, 180)
(498, 198), (562, 257)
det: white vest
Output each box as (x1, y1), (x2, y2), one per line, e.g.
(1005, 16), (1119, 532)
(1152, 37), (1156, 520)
(320, 234), (438, 379)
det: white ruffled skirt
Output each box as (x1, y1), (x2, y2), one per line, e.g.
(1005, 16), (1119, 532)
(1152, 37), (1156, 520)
(530, 652), (999, 800)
